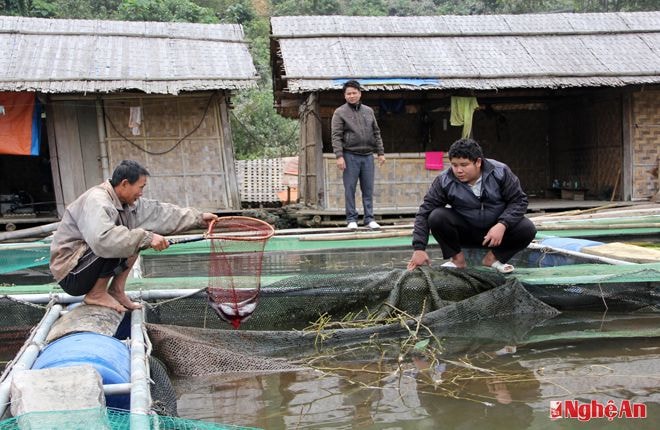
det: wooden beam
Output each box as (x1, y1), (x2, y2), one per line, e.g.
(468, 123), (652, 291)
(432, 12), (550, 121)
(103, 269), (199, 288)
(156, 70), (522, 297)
(218, 92), (241, 209)
(45, 99), (65, 218)
(622, 91), (633, 201)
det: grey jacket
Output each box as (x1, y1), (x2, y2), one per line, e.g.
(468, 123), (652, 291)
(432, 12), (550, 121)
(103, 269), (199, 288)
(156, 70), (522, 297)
(50, 180), (204, 281)
(331, 102), (384, 158)
(412, 158), (529, 251)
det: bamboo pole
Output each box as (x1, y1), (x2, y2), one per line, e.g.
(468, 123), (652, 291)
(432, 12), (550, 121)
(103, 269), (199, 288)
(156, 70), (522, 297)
(534, 222), (660, 230)
(529, 203), (628, 221)
(531, 207), (660, 222)
(534, 215), (660, 226)
(0, 222), (59, 242)
(129, 309), (151, 429)
(611, 168), (621, 202)
(298, 229), (413, 241)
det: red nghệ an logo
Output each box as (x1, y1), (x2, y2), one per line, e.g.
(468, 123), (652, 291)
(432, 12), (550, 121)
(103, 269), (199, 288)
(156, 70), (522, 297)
(550, 399), (647, 422)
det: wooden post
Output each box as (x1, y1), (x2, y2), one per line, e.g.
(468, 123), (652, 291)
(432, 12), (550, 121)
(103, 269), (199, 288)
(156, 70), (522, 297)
(621, 91), (633, 201)
(45, 99), (65, 218)
(298, 92), (323, 207)
(50, 101), (87, 206)
(218, 92), (241, 209)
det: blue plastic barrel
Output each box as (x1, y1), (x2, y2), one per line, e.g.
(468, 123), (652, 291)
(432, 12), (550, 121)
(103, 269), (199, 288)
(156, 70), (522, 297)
(529, 237), (606, 267)
(540, 237), (604, 252)
(32, 332), (131, 410)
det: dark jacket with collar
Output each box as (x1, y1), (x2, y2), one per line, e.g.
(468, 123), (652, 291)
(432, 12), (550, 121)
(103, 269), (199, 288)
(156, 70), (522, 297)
(412, 158), (529, 251)
(331, 102), (384, 158)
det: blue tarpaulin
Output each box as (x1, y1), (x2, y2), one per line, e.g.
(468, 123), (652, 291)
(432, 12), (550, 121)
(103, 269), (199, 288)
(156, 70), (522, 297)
(333, 78), (441, 87)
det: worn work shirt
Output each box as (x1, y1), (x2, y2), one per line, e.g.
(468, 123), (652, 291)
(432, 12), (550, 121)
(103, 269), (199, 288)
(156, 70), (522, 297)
(50, 180), (204, 281)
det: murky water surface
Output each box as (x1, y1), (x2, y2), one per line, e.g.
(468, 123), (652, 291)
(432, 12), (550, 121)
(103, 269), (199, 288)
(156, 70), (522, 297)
(173, 336), (660, 429)
(155, 247), (659, 429)
(2, 245), (659, 429)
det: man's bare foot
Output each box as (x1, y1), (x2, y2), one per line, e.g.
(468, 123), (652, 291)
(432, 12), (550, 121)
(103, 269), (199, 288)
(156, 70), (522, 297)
(83, 293), (126, 313)
(482, 251), (498, 267)
(450, 252), (467, 268)
(450, 260), (467, 268)
(110, 292), (142, 310)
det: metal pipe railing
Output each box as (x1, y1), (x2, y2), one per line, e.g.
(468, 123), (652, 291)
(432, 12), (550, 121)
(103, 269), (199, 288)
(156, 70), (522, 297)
(129, 308), (151, 429)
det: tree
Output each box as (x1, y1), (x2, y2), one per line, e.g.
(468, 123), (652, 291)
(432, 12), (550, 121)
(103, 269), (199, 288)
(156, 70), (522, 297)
(2, 0), (121, 18)
(114, 0), (218, 23)
(272, 0), (341, 15)
(244, 16), (272, 84)
(230, 88), (299, 159)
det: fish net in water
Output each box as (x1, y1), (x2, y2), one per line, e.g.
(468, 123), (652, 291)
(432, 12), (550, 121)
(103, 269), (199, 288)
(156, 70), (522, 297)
(0, 407), (256, 429)
(144, 267), (561, 377)
(204, 216), (274, 329)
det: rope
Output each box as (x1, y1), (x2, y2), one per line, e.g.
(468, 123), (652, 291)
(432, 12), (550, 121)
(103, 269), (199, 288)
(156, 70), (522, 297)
(143, 288), (206, 310)
(102, 93), (216, 156)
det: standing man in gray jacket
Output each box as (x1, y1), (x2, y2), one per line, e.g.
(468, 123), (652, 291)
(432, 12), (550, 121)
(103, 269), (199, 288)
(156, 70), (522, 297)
(50, 160), (218, 312)
(331, 80), (386, 230)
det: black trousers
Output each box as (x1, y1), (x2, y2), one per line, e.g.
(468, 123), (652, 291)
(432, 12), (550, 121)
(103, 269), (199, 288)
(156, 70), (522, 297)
(58, 248), (128, 296)
(428, 207), (536, 263)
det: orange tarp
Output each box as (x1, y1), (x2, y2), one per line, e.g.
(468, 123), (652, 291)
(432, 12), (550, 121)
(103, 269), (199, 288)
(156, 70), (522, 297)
(0, 92), (39, 156)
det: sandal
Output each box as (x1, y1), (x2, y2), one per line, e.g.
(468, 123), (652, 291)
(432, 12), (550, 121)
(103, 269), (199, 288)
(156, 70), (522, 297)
(490, 260), (515, 274)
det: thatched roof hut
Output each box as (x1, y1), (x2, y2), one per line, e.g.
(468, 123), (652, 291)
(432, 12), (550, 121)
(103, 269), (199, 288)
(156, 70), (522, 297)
(0, 16), (256, 94)
(0, 16), (258, 227)
(271, 12), (660, 217)
(273, 12), (659, 93)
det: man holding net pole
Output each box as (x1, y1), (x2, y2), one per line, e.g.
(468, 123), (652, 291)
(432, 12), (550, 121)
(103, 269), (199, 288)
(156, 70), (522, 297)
(407, 138), (536, 274)
(50, 160), (218, 312)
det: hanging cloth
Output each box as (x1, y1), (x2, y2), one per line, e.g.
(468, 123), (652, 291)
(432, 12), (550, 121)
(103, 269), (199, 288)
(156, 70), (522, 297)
(128, 106), (142, 136)
(450, 96), (479, 138)
(425, 151), (444, 170)
(0, 92), (41, 156)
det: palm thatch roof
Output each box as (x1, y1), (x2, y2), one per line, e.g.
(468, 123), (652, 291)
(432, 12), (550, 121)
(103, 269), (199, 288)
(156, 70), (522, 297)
(271, 12), (660, 93)
(0, 16), (258, 94)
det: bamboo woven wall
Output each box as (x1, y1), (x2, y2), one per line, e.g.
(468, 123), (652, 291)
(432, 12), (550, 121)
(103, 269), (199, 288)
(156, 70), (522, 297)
(235, 158), (283, 203)
(322, 153), (447, 211)
(103, 93), (238, 211)
(632, 90), (660, 200)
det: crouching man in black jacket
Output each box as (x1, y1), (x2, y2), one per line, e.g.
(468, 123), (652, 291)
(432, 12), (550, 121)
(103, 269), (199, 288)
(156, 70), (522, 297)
(407, 138), (536, 274)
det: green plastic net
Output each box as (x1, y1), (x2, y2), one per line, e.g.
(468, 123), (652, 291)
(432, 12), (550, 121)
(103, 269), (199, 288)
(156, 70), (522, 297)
(0, 407), (259, 430)
(0, 242), (50, 275)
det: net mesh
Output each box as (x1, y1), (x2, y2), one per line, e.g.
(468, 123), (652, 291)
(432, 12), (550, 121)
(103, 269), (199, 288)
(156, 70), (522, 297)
(0, 243), (50, 275)
(1, 262), (658, 427)
(0, 297), (46, 374)
(144, 267), (561, 377)
(0, 407), (257, 429)
(206, 217), (274, 329)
